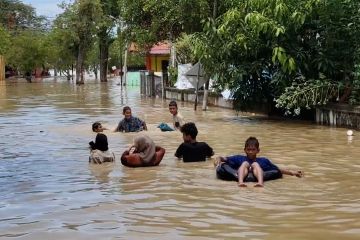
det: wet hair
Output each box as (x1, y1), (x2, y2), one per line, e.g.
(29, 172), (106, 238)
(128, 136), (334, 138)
(92, 122), (102, 132)
(169, 100), (177, 108)
(245, 137), (259, 149)
(123, 106), (131, 114)
(180, 122), (198, 139)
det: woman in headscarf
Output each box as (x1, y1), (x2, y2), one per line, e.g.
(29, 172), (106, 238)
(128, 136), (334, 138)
(121, 134), (165, 167)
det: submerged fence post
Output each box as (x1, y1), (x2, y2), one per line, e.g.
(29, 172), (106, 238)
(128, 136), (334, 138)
(147, 70), (155, 97)
(140, 70), (147, 95)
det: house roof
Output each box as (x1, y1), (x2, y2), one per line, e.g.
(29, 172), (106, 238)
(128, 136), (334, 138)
(128, 42), (171, 55)
(149, 42), (170, 55)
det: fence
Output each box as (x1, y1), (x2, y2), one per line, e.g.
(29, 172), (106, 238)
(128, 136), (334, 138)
(316, 103), (360, 129)
(140, 70), (164, 98)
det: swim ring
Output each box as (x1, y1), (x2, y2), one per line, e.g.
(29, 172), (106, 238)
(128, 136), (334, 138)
(121, 146), (165, 167)
(89, 150), (115, 164)
(216, 163), (282, 182)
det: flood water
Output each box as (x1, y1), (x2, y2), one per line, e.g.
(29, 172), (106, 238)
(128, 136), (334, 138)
(0, 77), (359, 239)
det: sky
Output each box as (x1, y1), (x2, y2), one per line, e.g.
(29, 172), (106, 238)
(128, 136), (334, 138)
(22, 0), (68, 18)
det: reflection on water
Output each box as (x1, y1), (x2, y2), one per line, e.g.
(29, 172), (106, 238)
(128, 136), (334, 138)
(0, 77), (359, 239)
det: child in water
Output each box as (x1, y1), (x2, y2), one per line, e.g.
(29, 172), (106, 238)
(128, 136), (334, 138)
(115, 106), (147, 132)
(216, 137), (303, 187)
(168, 100), (185, 130)
(175, 122), (214, 162)
(89, 122), (114, 164)
(121, 134), (165, 167)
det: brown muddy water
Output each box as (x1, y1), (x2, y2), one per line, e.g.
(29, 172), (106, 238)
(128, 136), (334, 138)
(0, 77), (359, 239)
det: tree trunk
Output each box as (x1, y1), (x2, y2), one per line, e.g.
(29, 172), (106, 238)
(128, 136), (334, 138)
(99, 30), (109, 82)
(76, 43), (85, 85)
(201, 0), (218, 111)
(93, 65), (98, 80)
(66, 70), (71, 80)
(202, 75), (210, 111)
(123, 43), (128, 86)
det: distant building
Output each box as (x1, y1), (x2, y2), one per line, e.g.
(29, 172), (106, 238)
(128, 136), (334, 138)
(145, 42), (170, 73)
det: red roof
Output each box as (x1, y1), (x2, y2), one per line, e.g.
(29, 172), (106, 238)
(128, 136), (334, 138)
(149, 42), (170, 55)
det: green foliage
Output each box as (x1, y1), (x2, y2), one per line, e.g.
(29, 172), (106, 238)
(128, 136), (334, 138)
(168, 66), (178, 87)
(175, 33), (197, 64)
(0, 1), (50, 73)
(349, 65), (360, 105)
(275, 79), (340, 115)
(0, 0), (48, 31)
(5, 30), (48, 72)
(119, 0), (214, 48)
(191, 0), (360, 114)
(0, 25), (10, 55)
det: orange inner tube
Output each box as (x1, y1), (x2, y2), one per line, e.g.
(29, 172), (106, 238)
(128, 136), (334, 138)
(121, 146), (165, 167)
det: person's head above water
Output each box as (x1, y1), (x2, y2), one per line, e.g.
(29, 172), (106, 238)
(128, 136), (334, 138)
(122, 106), (132, 119)
(168, 100), (178, 116)
(92, 121), (104, 132)
(244, 137), (260, 160)
(180, 122), (198, 142)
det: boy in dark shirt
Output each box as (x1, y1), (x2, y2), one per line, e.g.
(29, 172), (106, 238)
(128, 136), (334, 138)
(175, 122), (214, 162)
(89, 122), (114, 163)
(89, 122), (108, 151)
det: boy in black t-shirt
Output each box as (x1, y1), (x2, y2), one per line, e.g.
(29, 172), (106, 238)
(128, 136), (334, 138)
(89, 122), (114, 164)
(175, 122), (214, 162)
(89, 122), (108, 151)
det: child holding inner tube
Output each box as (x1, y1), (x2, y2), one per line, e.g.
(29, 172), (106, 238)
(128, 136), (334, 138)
(121, 134), (165, 167)
(216, 137), (303, 187)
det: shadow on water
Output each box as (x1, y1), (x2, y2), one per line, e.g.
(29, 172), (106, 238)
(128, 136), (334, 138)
(0, 77), (359, 239)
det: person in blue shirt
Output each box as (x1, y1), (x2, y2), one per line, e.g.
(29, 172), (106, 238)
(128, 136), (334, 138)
(216, 137), (304, 187)
(115, 106), (147, 132)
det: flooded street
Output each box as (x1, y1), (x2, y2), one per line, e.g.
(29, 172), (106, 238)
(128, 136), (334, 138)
(0, 77), (359, 239)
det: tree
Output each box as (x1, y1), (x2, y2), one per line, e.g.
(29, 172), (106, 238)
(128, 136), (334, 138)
(0, 25), (10, 55)
(5, 30), (48, 74)
(119, 0), (215, 50)
(97, 0), (120, 82)
(191, 0), (360, 114)
(0, 0), (48, 31)
(58, 0), (102, 84)
(46, 22), (77, 79)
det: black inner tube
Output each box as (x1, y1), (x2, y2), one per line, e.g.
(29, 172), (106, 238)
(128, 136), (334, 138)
(216, 163), (282, 182)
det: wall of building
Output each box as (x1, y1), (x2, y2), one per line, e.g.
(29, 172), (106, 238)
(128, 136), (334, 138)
(164, 87), (233, 109)
(146, 55), (169, 72)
